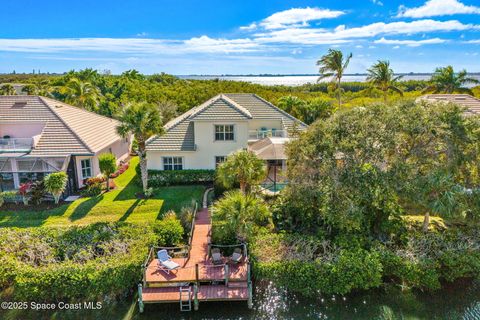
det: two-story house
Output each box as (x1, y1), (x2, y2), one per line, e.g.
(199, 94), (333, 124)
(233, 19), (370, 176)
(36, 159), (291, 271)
(146, 94), (307, 187)
(0, 96), (131, 194)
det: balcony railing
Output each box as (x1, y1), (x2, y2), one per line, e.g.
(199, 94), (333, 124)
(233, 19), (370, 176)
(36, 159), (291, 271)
(248, 129), (286, 140)
(0, 138), (33, 152)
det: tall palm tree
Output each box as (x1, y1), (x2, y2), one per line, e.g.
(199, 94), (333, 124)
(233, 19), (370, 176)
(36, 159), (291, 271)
(61, 78), (101, 111)
(317, 49), (352, 108)
(216, 149), (266, 195)
(366, 60), (403, 103)
(0, 84), (16, 95)
(424, 66), (479, 94)
(116, 103), (164, 193)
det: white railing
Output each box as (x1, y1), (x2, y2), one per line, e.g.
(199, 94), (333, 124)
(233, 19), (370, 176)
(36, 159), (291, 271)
(0, 138), (33, 151)
(248, 129), (286, 140)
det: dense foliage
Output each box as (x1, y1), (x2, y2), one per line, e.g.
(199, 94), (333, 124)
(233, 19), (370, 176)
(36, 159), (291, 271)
(147, 169), (215, 187)
(0, 223), (158, 301)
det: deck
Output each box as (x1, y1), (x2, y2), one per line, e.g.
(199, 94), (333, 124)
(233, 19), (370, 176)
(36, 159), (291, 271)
(138, 189), (252, 312)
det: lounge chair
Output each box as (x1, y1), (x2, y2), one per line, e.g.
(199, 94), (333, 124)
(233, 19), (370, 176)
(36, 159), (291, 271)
(229, 248), (243, 264)
(211, 248), (224, 265)
(157, 249), (180, 274)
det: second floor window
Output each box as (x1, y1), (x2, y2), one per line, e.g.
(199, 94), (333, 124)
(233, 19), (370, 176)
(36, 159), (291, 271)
(215, 125), (234, 141)
(163, 157), (183, 170)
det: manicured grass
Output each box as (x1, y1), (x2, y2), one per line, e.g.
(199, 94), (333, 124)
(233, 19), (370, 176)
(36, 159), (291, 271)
(0, 157), (205, 228)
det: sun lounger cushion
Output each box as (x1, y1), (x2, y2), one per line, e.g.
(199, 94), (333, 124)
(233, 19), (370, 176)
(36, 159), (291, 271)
(157, 250), (180, 270)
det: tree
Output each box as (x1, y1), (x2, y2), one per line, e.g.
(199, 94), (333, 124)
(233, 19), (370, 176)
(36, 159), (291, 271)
(277, 95), (306, 119)
(216, 149), (266, 195)
(317, 49), (352, 108)
(61, 77), (101, 110)
(0, 84), (16, 95)
(21, 84), (37, 95)
(366, 60), (403, 102)
(300, 98), (335, 124)
(280, 101), (479, 236)
(212, 190), (271, 242)
(424, 66), (479, 94)
(43, 172), (68, 204)
(116, 102), (164, 193)
(98, 153), (117, 192)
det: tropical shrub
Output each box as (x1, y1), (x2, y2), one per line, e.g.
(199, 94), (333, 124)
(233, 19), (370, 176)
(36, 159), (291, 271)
(98, 153), (117, 191)
(19, 182), (31, 205)
(0, 223), (157, 301)
(147, 169), (215, 187)
(1, 190), (19, 204)
(152, 211), (184, 246)
(44, 172), (68, 204)
(28, 180), (46, 205)
(212, 190), (272, 243)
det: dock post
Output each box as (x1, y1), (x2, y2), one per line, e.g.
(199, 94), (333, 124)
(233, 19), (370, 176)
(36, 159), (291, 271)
(194, 284), (199, 311)
(224, 264), (229, 286)
(247, 263), (253, 309)
(137, 283), (144, 313)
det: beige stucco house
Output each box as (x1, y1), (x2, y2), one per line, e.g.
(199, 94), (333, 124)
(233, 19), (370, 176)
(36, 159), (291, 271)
(146, 93), (306, 187)
(0, 96), (131, 194)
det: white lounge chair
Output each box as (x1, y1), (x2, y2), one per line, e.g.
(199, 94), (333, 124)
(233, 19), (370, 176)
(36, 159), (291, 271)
(157, 249), (180, 274)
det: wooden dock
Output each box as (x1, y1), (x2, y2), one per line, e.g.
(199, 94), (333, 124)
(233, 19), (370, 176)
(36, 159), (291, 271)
(138, 189), (252, 312)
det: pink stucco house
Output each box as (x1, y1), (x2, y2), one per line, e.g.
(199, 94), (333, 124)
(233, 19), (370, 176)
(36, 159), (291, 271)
(0, 96), (131, 194)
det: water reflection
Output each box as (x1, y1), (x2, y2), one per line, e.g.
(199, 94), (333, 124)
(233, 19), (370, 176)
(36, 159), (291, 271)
(1, 279), (479, 319)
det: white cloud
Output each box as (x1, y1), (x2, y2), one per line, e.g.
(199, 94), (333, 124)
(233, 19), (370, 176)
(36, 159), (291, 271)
(374, 37), (447, 47)
(397, 0), (480, 18)
(259, 7), (345, 30)
(466, 39), (480, 43)
(254, 19), (477, 45)
(239, 23), (257, 31)
(372, 0), (383, 6)
(0, 36), (261, 54)
(393, 46), (400, 49)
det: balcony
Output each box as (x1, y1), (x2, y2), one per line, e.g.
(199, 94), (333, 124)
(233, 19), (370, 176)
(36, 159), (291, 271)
(0, 138), (33, 152)
(248, 129), (286, 140)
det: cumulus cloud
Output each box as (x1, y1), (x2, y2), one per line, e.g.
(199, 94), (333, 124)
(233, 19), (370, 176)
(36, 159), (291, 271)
(254, 19), (477, 45)
(374, 37), (447, 47)
(397, 0), (480, 18)
(258, 7), (345, 30)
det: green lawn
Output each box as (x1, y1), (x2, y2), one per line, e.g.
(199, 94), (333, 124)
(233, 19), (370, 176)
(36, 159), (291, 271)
(0, 157), (204, 228)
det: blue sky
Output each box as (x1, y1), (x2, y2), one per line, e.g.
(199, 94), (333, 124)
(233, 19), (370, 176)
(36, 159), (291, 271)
(0, 0), (479, 74)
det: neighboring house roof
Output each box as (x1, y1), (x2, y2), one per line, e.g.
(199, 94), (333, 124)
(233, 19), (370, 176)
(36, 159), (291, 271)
(418, 94), (480, 117)
(0, 95), (123, 157)
(147, 93), (307, 152)
(248, 137), (290, 160)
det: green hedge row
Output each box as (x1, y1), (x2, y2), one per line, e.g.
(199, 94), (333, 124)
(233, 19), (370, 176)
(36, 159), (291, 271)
(147, 169), (215, 187)
(0, 223), (158, 301)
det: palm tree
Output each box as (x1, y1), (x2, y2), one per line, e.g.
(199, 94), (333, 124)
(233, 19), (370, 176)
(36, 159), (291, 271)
(0, 84), (16, 95)
(366, 60), (403, 102)
(61, 78), (101, 111)
(216, 149), (266, 195)
(21, 84), (37, 95)
(116, 102), (164, 193)
(317, 49), (352, 108)
(424, 66), (479, 94)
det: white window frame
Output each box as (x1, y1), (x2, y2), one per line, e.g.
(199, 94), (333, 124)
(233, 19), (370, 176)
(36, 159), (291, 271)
(214, 124), (235, 141)
(80, 158), (92, 179)
(215, 156), (226, 168)
(163, 157), (183, 170)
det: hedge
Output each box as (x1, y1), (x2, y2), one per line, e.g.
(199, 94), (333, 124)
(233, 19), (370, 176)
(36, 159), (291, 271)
(147, 169), (215, 187)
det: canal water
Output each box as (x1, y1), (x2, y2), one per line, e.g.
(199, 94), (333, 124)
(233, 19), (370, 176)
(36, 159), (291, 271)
(1, 280), (479, 319)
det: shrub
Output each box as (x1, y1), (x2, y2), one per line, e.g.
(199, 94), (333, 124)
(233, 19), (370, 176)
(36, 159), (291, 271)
(1, 190), (19, 204)
(0, 193), (3, 208)
(178, 205), (195, 235)
(43, 172), (68, 204)
(19, 182), (31, 205)
(0, 223), (157, 301)
(99, 153), (117, 191)
(80, 183), (102, 197)
(152, 211), (184, 246)
(147, 169), (215, 187)
(28, 180), (46, 205)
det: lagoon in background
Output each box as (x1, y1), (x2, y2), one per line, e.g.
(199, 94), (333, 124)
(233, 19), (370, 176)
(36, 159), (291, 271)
(180, 74), (480, 87)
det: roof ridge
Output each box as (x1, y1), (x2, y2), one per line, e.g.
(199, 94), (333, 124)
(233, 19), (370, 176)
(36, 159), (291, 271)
(189, 94), (252, 120)
(38, 96), (94, 154)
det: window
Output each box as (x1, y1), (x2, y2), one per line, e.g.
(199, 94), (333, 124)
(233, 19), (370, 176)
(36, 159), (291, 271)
(0, 173), (14, 191)
(19, 172), (46, 184)
(81, 159), (92, 178)
(215, 125), (234, 141)
(163, 157), (183, 170)
(215, 156), (226, 168)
